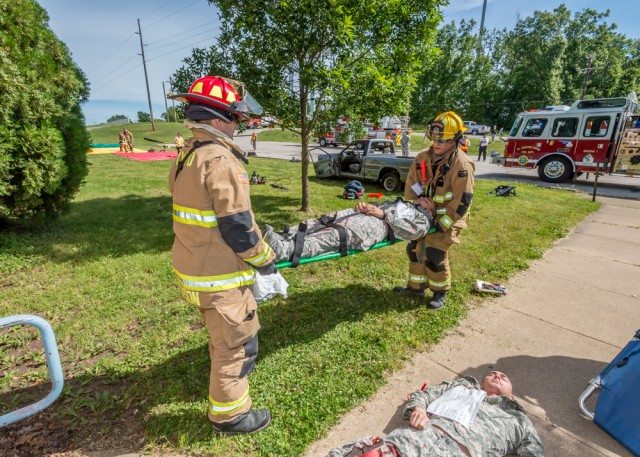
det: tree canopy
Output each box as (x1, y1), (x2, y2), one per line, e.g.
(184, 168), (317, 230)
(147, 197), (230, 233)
(0, 0), (90, 226)
(173, 0), (445, 211)
(411, 5), (640, 129)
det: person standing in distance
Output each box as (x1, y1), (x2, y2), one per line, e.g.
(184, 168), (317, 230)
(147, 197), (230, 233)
(394, 111), (475, 310)
(174, 132), (184, 155)
(168, 76), (275, 435)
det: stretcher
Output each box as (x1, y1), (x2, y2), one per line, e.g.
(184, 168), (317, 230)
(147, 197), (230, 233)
(275, 226), (436, 269)
(579, 330), (640, 456)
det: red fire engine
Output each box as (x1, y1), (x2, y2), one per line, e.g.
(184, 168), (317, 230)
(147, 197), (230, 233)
(494, 93), (640, 183)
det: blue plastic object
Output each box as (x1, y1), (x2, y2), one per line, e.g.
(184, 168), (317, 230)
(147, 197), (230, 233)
(0, 315), (64, 428)
(579, 330), (640, 457)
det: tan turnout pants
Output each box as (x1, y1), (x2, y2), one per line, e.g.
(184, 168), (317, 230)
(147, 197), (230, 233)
(188, 285), (260, 424)
(406, 228), (461, 292)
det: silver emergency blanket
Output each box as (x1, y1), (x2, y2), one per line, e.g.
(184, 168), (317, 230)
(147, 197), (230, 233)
(263, 200), (432, 263)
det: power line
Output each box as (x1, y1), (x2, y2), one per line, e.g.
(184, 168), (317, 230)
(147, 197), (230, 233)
(146, 20), (214, 46)
(147, 28), (217, 54)
(146, 35), (218, 62)
(85, 32), (137, 74)
(144, 0), (204, 28)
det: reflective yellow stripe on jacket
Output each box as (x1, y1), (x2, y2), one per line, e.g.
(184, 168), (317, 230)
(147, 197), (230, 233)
(173, 267), (255, 292)
(208, 388), (250, 416)
(244, 244), (273, 267)
(172, 204), (217, 228)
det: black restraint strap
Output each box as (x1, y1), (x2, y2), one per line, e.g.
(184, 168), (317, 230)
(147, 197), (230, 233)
(174, 140), (216, 180)
(290, 222), (308, 268)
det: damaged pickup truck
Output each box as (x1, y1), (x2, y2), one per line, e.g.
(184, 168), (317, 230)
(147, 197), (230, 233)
(312, 139), (413, 191)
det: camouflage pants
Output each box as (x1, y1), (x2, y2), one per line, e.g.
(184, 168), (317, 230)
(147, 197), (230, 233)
(385, 425), (467, 457)
(406, 228), (461, 292)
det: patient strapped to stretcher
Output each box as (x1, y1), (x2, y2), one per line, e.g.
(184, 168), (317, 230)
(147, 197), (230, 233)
(262, 199), (433, 267)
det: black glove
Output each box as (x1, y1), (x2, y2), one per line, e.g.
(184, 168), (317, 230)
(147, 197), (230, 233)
(255, 262), (277, 275)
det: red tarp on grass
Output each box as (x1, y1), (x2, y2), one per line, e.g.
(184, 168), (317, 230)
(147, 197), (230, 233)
(114, 151), (178, 161)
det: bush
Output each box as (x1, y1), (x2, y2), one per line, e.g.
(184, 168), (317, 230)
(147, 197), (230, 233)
(0, 0), (90, 226)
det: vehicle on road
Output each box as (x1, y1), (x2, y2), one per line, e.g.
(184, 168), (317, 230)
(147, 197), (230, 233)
(463, 121), (490, 135)
(246, 119), (262, 129)
(492, 93), (640, 183)
(312, 139), (412, 191)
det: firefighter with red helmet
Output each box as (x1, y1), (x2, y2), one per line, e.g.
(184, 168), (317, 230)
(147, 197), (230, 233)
(167, 76), (275, 435)
(394, 111), (475, 310)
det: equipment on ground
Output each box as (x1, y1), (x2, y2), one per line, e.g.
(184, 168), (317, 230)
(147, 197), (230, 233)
(487, 185), (516, 197)
(343, 180), (365, 199)
(579, 330), (640, 456)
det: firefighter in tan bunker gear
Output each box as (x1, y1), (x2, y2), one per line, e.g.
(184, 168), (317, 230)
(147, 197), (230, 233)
(394, 111), (475, 310)
(168, 76), (275, 436)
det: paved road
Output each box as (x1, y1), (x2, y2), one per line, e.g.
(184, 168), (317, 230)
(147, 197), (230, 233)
(236, 132), (640, 200)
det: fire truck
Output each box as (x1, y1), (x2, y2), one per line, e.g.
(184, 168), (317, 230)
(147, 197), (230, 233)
(493, 93), (640, 183)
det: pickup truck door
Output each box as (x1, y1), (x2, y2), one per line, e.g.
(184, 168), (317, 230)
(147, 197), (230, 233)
(312, 150), (339, 178)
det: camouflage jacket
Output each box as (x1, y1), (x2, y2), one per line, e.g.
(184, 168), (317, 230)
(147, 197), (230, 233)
(393, 376), (544, 457)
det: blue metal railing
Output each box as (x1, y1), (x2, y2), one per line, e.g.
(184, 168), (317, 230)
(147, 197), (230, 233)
(0, 315), (64, 427)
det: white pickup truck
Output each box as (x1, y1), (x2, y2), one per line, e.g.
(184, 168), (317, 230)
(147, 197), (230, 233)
(463, 121), (490, 135)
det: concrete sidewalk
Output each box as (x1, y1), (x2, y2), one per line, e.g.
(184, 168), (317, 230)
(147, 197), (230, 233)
(305, 195), (640, 457)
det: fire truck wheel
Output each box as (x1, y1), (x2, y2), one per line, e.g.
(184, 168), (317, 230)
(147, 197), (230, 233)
(537, 156), (573, 183)
(319, 138), (327, 147)
(381, 172), (401, 192)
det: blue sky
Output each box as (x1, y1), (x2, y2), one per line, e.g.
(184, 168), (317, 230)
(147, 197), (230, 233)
(39, 0), (640, 125)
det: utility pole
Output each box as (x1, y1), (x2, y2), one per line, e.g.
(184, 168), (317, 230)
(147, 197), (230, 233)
(136, 18), (156, 131)
(162, 81), (169, 123)
(477, 0), (487, 56)
(168, 77), (177, 122)
(580, 55), (596, 99)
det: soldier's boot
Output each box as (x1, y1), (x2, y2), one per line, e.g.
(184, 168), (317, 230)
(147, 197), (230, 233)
(211, 407), (271, 436)
(393, 286), (425, 298)
(428, 290), (448, 310)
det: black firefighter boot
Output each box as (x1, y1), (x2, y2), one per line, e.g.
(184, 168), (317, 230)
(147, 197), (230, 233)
(428, 290), (448, 310)
(393, 286), (425, 298)
(212, 407), (271, 436)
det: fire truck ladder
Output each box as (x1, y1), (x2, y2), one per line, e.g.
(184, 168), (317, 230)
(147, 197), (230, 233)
(0, 314), (64, 427)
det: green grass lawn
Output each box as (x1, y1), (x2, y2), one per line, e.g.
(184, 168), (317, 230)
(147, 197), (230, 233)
(0, 155), (597, 456)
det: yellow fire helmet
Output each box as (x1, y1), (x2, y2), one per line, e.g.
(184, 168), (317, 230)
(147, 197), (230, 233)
(428, 111), (464, 142)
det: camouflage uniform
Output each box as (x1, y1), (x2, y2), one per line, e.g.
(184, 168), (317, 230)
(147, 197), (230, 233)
(329, 376), (544, 457)
(263, 200), (432, 263)
(403, 146), (474, 292)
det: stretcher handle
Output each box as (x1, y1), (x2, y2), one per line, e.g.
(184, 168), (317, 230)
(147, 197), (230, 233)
(578, 376), (600, 421)
(0, 315), (64, 428)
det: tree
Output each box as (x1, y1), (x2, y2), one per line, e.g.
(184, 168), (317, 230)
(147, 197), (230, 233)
(107, 114), (128, 123)
(161, 107), (184, 123)
(175, 0), (445, 212)
(410, 19), (500, 125)
(0, 0), (90, 226)
(137, 111), (151, 122)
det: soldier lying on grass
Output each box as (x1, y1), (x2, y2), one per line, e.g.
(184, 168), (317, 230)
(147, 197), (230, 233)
(262, 199), (434, 265)
(327, 371), (545, 457)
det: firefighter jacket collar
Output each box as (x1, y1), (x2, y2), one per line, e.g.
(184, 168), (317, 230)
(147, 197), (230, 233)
(184, 120), (247, 159)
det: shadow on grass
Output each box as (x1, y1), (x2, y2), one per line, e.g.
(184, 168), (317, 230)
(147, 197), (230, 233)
(1, 193), (302, 266)
(0, 283), (438, 456)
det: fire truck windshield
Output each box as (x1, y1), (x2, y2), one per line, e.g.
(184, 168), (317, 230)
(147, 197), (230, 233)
(509, 115), (523, 137)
